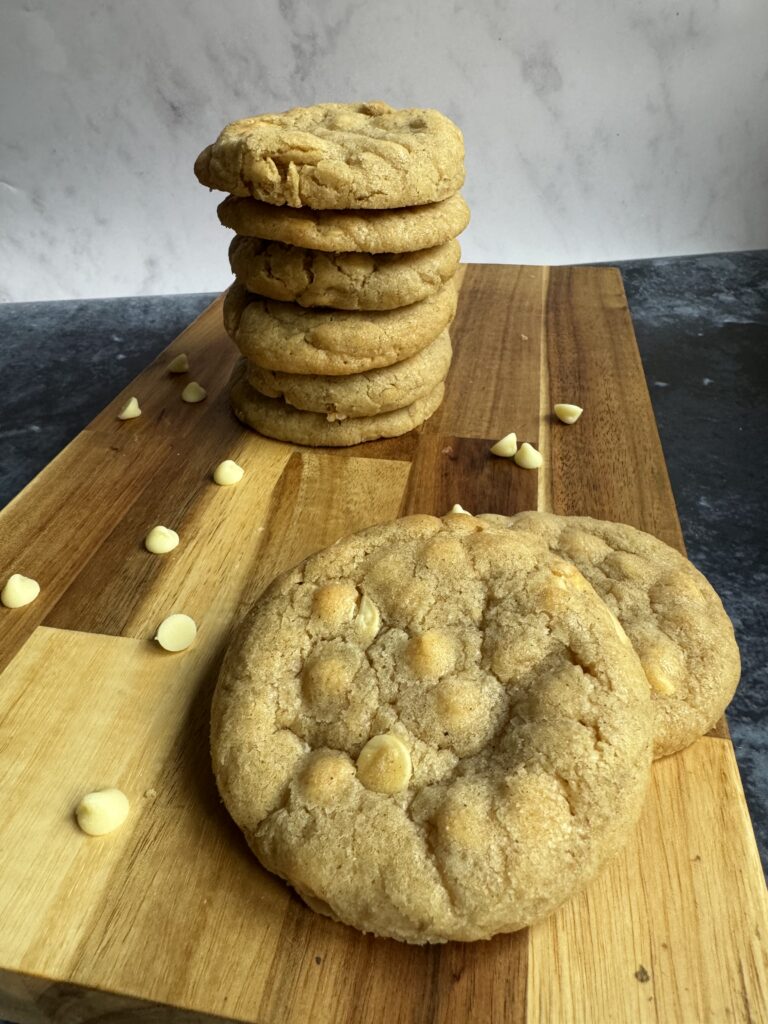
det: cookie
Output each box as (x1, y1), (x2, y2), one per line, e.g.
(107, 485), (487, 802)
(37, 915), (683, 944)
(478, 511), (741, 758)
(230, 370), (444, 446)
(246, 328), (452, 419)
(195, 101), (465, 209)
(211, 513), (652, 943)
(229, 236), (460, 310)
(218, 193), (470, 254)
(223, 279), (457, 375)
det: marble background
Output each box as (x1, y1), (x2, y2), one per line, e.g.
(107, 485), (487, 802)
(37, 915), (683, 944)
(1, 0), (767, 302)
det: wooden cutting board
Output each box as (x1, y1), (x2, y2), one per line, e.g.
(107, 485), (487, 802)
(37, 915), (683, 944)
(0, 265), (765, 1024)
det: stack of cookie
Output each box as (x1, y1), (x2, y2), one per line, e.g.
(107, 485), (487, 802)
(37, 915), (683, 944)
(194, 101), (468, 446)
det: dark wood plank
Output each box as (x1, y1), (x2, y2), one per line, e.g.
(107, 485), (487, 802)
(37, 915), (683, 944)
(545, 266), (684, 550)
(427, 264), (545, 442)
(401, 436), (538, 517)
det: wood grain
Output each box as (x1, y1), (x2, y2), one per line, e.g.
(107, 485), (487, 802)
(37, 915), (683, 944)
(0, 265), (765, 1024)
(545, 266), (684, 548)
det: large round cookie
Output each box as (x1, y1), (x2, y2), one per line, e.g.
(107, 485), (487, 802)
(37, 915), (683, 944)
(478, 511), (740, 758)
(211, 513), (652, 943)
(218, 193), (470, 253)
(231, 371), (444, 446)
(246, 328), (452, 418)
(223, 279), (457, 375)
(195, 101), (465, 209)
(229, 236), (460, 310)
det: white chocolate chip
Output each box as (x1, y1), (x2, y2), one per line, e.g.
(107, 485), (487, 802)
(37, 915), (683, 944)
(551, 561), (589, 590)
(490, 431), (518, 457)
(608, 610), (632, 646)
(144, 525), (179, 555)
(1, 573), (40, 609)
(181, 381), (207, 403)
(448, 503), (471, 516)
(354, 593), (381, 643)
(154, 613), (197, 652)
(117, 396), (141, 420)
(213, 459), (244, 486)
(642, 656), (677, 696)
(554, 403), (583, 424)
(167, 353), (190, 373)
(513, 442), (543, 470)
(356, 734), (412, 794)
(76, 788), (130, 836)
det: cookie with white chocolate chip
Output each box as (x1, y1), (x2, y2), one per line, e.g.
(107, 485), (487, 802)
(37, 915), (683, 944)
(477, 511), (741, 758)
(245, 329), (452, 420)
(218, 193), (470, 254)
(230, 367), (445, 447)
(211, 513), (652, 943)
(229, 235), (460, 310)
(195, 101), (465, 209)
(223, 278), (457, 376)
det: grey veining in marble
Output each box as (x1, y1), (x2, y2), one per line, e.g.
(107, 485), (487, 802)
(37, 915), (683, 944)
(0, 252), (766, 877)
(1, 0), (768, 301)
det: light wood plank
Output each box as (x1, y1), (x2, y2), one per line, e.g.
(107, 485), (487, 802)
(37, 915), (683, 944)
(528, 741), (768, 1023)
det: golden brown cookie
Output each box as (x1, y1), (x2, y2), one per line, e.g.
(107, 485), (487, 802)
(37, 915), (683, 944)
(246, 328), (452, 418)
(195, 101), (465, 209)
(231, 370), (444, 446)
(229, 235), (460, 310)
(211, 513), (653, 943)
(218, 193), (470, 253)
(223, 279), (457, 375)
(478, 511), (741, 758)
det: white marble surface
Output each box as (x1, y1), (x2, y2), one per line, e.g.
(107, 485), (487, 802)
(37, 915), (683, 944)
(1, 0), (767, 302)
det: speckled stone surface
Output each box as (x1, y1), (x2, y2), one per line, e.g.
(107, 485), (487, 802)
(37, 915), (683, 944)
(1, 254), (766, 874)
(618, 252), (768, 875)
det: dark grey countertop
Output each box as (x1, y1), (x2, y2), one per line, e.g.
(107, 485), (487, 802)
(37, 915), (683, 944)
(1, 251), (766, 873)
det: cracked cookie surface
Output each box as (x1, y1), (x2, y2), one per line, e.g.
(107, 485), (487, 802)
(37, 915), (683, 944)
(195, 101), (465, 209)
(211, 513), (652, 943)
(479, 511), (741, 758)
(230, 366), (444, 446)
(223, 279), (457, 375)
(246, 328), (451, 418)
(229, 235), (460, 310)
(218, 193), (470, 253)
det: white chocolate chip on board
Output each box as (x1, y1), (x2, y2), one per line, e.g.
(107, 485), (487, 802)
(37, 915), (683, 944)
(117, 397), (141, 420)
(75, 788), (130, 836)
(1, 573), (40, 608)
(154, 613), (197, 652)
(167, 353), (190, 373)
(514, 443), (543, 470)
(448, 503), (471, 515)
(181, 381), (207, 403)
(554, 403), (583, 424)
(213, 460), (245, 486)
(490, 432), (518, 457)
(144, 525), (180, 554)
